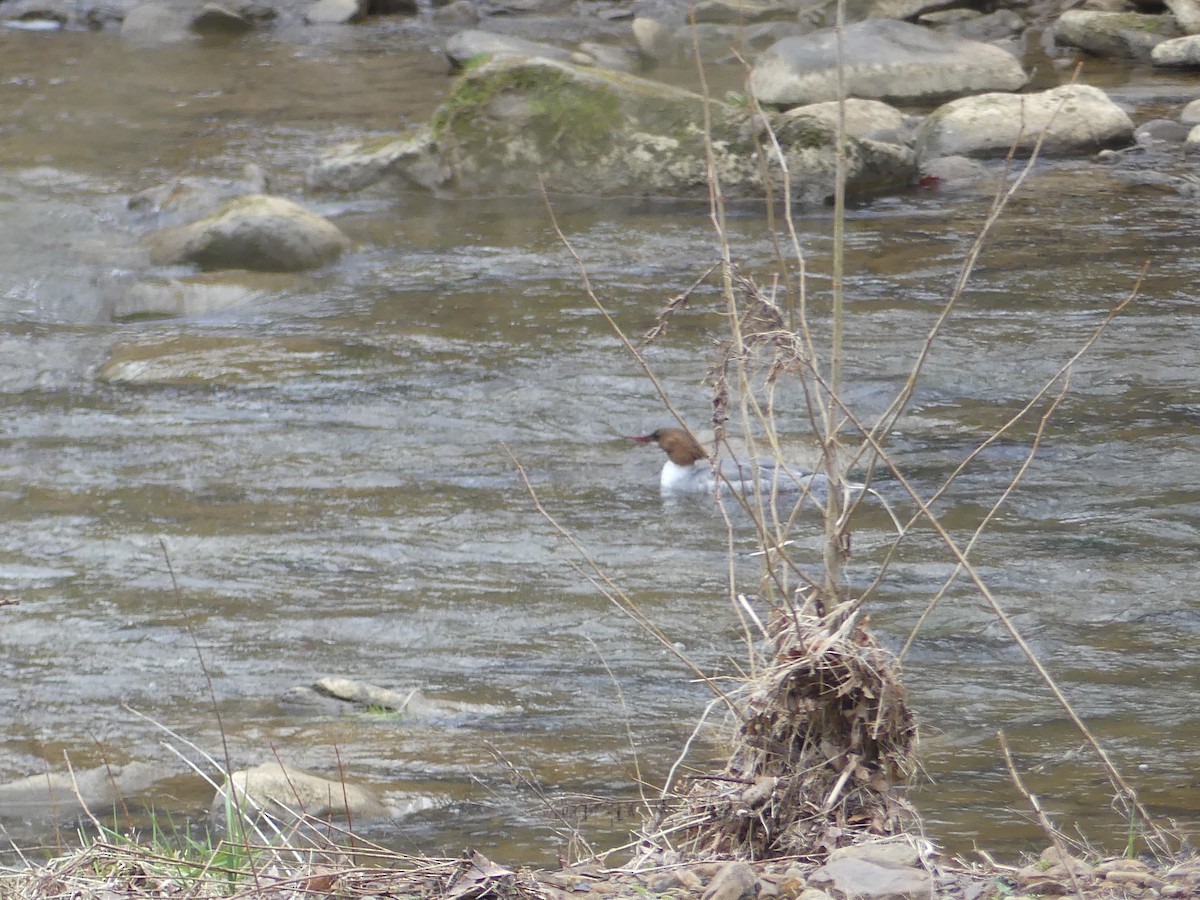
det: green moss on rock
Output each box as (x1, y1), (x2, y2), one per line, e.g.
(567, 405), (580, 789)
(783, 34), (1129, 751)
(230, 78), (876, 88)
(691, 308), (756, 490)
(420, 55), (913, 200)
(1110, 12), (1175, 32)
(432, 61), (624, 161)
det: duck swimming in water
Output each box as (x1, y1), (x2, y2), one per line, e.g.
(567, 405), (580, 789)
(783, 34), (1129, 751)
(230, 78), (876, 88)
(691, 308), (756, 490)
(628, 427), (839, 497)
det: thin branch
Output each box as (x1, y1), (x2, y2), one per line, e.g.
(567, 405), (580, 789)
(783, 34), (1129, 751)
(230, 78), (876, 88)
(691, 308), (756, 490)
(999, 730), (1087, 900)
(895, 373), (1070, 656)
(504, 443), (740, 717)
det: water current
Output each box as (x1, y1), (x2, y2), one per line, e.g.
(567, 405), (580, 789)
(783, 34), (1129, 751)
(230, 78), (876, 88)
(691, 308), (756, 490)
(1, 26), (1198, 865)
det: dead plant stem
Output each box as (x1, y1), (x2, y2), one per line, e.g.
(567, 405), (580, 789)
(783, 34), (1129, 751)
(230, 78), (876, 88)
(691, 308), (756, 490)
(504, 444), (740, 716)
(537, 180), (692, 441)
(999, 730), (1087, 900)
(856, 267), (1144, 607)
(586, 636), (650, 816)
(792, 378), (1169, 852)
(897, 374), (1071, 658)
(844, 65), (1084, 488)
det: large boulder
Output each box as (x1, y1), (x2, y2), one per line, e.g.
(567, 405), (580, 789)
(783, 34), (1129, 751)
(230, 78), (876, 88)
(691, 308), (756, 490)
(120, 0), (272, 41)
(795, 0), (977, 30)
(749, 19), (1028, 107)
(424, 55), (915, 202)
(1164, 0), (1200, 33)
(634, 19), (807, 65)
(914, 84), (1135, 160)
(304, 0), (367, 23)
(120, 2), (193, 42)
(145, 195), (350, 272)
(944, 8), (1025, 42)
(1053, 10), (1179, 60)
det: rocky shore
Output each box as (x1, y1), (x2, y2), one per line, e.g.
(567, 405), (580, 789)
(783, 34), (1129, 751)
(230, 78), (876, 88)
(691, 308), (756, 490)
(6, 0), (1200, 281)
(4, 836), (1198, 898)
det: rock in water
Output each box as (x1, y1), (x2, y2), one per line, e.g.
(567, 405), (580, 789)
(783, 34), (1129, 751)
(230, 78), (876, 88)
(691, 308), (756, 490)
(750, 19), (1028, 106)
(145, 195), (350, 272)
(425, 55), (915, 202)
(915, 84), (1135, 159)
(1054, 10), (1178, 61)
(210, 762), (389, 825)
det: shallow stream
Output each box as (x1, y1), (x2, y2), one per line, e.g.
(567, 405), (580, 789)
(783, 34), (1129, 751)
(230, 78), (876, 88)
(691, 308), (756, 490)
(1, 26), (1198, 864)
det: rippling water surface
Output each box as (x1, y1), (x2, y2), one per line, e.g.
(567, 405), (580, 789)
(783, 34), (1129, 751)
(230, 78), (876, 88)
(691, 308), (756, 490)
(1, 28), (1198, 864)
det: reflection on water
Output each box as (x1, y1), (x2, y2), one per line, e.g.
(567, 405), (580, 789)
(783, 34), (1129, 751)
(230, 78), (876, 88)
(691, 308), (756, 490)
(1, 28), (1198, 865)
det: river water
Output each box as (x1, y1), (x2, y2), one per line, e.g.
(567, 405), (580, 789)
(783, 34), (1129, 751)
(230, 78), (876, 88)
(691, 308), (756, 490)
(1, 26), (1198, 865)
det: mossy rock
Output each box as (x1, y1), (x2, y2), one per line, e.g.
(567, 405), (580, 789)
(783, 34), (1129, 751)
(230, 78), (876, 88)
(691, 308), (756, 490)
(427, 55), (915, 201)
(1054, 10), (1179, 60)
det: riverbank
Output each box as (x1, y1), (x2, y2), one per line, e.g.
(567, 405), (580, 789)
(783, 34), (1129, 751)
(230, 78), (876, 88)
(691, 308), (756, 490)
(3, 836), (1195, 899)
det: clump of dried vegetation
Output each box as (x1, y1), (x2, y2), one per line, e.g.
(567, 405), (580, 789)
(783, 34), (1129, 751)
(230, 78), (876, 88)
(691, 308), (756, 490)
(657, 613), (917, 860)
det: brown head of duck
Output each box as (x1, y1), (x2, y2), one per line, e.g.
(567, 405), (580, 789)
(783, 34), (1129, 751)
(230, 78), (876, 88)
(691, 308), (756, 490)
(628, 427), (707, 467)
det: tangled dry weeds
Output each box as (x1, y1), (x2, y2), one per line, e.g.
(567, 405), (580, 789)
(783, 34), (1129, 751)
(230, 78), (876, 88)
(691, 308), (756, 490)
(637, 608), (917, 864)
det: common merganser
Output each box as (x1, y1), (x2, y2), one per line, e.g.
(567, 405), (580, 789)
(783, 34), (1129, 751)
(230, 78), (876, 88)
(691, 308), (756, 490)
(629, 427), (834, 497)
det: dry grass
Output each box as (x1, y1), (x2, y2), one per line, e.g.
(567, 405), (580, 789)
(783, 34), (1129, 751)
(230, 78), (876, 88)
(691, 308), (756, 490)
(2, 842), (550, 900)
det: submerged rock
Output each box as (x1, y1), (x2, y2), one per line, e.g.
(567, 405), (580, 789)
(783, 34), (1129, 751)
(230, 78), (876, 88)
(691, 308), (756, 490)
(111, 272), (294, 320)
(0, 2), (70, 29)
(914, 84), (1135, 160)
(1135, 117), (1191, 143)
(210, 762), (389, 826)
(0, 763), (174, 824)
(145, 195), (350, 272)
(284, 676), (515, 720)
(191, 3), (255, 32)
(307, 129), (447, 193)
(96, 334), (354, 386)
(128, 163), (269, 226)
(749, 19), (1028, 107)
(918, 154), (992, 188)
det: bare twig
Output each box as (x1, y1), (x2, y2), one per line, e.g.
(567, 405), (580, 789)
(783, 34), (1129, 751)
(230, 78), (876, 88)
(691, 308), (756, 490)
(999, 730), (1087, 900)
(504, 443), (740, 716)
